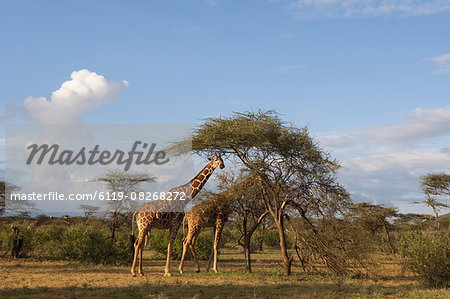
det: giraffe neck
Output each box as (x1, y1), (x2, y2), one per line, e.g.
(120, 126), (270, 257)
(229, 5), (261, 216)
(188, 161), (216, 198)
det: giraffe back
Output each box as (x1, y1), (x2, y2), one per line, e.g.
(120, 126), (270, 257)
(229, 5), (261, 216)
(187, 195), (233, 228)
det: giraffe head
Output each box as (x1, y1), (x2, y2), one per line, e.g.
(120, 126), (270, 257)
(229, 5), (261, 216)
(210, 153), (225, 169)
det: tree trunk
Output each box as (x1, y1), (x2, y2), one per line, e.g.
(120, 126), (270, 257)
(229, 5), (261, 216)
(110, 213), (117, 240)
(244, 235), (252, 273)
(258, 225), (265, 252)
(276, 215), (292, 276)
(241, 211), (268, 273)
(383, 223), (396, 255)
(432, 206), (440, 231)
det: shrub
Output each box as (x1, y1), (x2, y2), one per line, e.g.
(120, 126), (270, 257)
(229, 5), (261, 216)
(0, 217), (133, 264)
(193, 233), (213, 260)
(0, 228), (13, 255)
(219, 227), (234, 246)
(59, 228), (116, 264)
(263, 230), (280, 248)
(0, 223), (132, 265)
(0, 225), (34, 258)
(58, 227), (132, 265)
(401, 231), (450, 288)
(149, 230), (212, 260)
(263, 230), (292, 249)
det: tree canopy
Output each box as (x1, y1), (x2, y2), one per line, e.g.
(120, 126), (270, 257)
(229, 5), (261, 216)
(172, 110), (350, 276)
(418, 172), (450, 230)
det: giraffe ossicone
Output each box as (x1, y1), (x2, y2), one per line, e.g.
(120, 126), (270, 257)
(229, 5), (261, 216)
(130, 154), (225, 277)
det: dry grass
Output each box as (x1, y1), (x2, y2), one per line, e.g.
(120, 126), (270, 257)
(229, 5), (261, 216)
(0, 246), (448, 299)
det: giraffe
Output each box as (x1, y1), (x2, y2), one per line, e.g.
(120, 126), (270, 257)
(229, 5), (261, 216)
(179, 176), (258, 274)
(130, 154), (225, 277)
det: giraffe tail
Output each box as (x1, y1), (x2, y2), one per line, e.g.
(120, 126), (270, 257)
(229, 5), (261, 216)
(131, 212), (137, 237)
(130, 212), (137, 248)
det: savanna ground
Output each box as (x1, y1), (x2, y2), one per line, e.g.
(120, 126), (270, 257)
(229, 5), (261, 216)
(1, 246), (447, 299)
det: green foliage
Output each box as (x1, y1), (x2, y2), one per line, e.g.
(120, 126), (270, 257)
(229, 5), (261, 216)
(149, 230), (212, 260)
(50, 227), (131, 264)
(219, 227), (235, 247)
(418, 172), (450, 230)
(439, 213), (450, 231)
(291, 217), (376, 277)
(0, 221), (132, 265)
(194, 233), (213, 260)
(0, 225), (34, 257)
(394, 213), (433, 232)
(262, 230), (292, 249)
(401, 231), (450, 287)
(0, 228), (15, 254)
(171, 110), (351, 277)
(248, 235), (262, 253)
(263, 230), (280, 248)
(420, 173), (450, 198)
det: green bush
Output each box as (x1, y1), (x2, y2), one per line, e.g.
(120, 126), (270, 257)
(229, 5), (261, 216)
(262, 230), (293, 250)
(263, 230), (280, 248)
(0, 222), (132, 265)
(193, 233), (213, 260)
(60, 227), (131, 265)
(219, 227), (234, 247)
(0, 225), (34, 258)
(0, 228), (13, 255)
(149, 230), (212, 260)
(401, 231), (450, 288)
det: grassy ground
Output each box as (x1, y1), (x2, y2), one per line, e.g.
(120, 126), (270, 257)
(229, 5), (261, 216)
(0, 246), (448, 299)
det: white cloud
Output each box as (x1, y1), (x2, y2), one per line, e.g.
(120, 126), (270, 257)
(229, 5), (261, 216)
(320, 105), (450, 147)
(346, 148), (450, 172)
(424, 53), (450, 73)
(276, 64), (307, 74)
(24, 70), (129, 124)
(285, 0), (450, 18)
(317, 104), (450, 213)
(366, 106), (450, 144)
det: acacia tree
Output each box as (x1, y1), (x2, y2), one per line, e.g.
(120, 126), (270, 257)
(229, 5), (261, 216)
(394, 213), (432, 231)
(172, 110), (349, 276)
(418, 173), (450, 230)
(0, 180), (35, 216)
(79, 204), (101, 225)
(348, 203), (398, 255)
(95, 170), (155, 239)
(215, 171), (268, 273)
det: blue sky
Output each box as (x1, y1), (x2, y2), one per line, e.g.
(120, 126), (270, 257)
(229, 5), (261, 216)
(1, 0), (449, 215)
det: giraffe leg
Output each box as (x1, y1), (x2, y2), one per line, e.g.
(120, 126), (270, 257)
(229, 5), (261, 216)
(138, 236), (145, 276)
(164, 222), (180, 277)
(212, 220), (224, 273)
(179, 225), (196, 274)
(131, 229), (146, 277)
(190, 230), (201, 273)
(206, 226), (216, 272)
(206, 244), (214, 271)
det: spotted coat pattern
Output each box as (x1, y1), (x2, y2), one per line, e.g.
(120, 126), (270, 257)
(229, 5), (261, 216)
(131, 154), (225, 277)
(179, 176), (259, 274)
